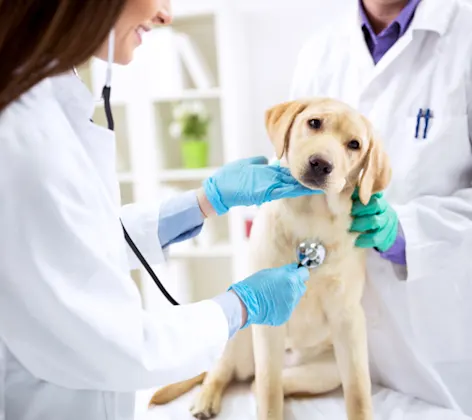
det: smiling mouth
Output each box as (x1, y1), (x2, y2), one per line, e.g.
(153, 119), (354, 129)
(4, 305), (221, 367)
(135, 25), (151, 43)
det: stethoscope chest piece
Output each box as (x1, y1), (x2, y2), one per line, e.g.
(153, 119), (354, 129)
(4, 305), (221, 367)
(297, 240), (326, 269)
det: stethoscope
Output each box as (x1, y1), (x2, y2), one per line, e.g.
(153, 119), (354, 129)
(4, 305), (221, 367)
(99, 30), (180, 306)
(296, 240), (326, 269)
(100, 31), (327, 307)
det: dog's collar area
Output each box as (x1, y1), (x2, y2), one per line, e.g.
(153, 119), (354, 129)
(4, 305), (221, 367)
(296, 240), (326, 269)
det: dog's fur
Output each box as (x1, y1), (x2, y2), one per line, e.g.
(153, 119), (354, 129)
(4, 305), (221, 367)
(149, 97), (391, 420)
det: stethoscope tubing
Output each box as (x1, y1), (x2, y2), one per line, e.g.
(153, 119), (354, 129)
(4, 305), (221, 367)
(102, 85), (180, 306)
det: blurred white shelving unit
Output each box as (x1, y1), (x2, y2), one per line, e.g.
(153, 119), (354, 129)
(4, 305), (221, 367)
(169, 243), (234, 259)
(153, 88), (221, 103)
(158, 167), (217, 180)
(77, 2), (252, 310)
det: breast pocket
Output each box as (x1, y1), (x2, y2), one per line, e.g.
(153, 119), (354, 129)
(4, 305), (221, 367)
(394, 114), (472, 364)
(387, 114), (470, 201)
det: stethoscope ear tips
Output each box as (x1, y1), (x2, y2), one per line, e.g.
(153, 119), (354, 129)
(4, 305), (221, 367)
(296, 240), (326, 269)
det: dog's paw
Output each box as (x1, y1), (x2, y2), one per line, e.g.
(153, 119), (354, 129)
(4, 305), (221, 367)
(190, 386), (222, 419)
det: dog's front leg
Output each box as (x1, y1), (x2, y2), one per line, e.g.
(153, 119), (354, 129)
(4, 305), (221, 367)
(326, 304), (373, 420)
(252, 325), (285, 420)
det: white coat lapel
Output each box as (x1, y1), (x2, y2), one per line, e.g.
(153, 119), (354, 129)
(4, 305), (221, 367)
(347, 4), (415, 96)
(369, 29), (414, 81)
(80, 119), (121, 208)
(51, 72), (121, 208)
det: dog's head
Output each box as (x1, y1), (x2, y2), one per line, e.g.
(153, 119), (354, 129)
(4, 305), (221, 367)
(265, 98), (391, 205)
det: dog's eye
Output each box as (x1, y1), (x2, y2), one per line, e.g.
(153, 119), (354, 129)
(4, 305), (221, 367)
(308, 118), (322, 130)
(347, 140), (360, 150)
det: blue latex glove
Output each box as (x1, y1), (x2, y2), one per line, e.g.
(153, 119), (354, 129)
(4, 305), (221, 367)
(350, 189), (399, 252)
(203, 156), (323, 215)
(229, 263), (309, 328)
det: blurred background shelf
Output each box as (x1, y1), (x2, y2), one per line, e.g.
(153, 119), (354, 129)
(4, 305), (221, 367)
(94, 99), (128, 108)
(168, 243), (233, 259)
(153, 88), (221, 103)
(171, 10), (216, 24)
(158, 167), (217, 181)
(118, 172), (135, 182)
(119, 182), (135, 205)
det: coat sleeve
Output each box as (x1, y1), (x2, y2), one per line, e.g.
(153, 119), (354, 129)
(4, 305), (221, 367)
(0, 121), (229, 392)
(120, 190), (205, 270)
(120, 199), (167, 269)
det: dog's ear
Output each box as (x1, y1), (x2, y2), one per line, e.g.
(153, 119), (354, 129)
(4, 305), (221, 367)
(358, 122), (391, 205)
(265, 101), (307, 159)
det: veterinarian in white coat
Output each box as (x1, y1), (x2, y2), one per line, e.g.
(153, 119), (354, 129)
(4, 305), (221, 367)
(0, 1), (319, 420)
(291, 0), (472, 415)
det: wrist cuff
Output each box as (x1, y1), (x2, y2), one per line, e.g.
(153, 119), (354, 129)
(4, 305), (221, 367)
(203, 178), (229, 216)
(228, 283), (253, 329)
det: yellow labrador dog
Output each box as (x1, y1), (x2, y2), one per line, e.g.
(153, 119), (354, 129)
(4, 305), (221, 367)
(149, 97), (391, 420)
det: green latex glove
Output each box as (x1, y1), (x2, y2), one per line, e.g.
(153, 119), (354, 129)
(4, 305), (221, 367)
(350, 189), (398, 252)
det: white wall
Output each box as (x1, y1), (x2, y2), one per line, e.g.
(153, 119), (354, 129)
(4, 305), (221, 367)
(238, 0), (354, 157)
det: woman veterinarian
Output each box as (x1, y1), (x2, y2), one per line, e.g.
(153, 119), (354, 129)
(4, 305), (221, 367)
(0, 1), (325, 419)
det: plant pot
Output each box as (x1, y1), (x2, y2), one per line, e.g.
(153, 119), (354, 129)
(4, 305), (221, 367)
(180, 139), (209, 169)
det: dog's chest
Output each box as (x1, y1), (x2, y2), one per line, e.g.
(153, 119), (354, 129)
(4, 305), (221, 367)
(285, 285), (332, 352)
(283, 199), (357, 269)
(279, 198), (363, 351)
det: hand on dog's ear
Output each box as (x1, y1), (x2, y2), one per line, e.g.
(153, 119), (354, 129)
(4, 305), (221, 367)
(358, 124), (392, 205)
(265, 101), (307, 159)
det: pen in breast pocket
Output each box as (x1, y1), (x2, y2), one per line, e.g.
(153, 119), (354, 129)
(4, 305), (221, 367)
(423, 108), (432, 139)
(415, 108), (423, 139)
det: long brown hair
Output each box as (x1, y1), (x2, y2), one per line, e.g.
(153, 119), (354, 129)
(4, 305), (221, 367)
(0, 0), (127, 112)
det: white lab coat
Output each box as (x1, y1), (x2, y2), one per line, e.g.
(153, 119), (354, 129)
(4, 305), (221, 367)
(0, 72), (229, 420)
(291, 0), (472, 415)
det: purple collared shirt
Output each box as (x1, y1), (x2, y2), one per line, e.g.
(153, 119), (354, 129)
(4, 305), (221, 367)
(360, 0), (421, 64)
(359, 0), (421, 265)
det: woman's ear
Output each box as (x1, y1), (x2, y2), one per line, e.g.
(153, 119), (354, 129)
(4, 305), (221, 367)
(358, 125), (391, 205)
(265, 100), (307, 159)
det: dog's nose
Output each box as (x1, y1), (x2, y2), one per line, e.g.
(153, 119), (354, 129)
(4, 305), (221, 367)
(309, 155), (333, 178)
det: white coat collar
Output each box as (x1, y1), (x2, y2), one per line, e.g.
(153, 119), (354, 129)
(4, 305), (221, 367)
(410, 0), (457, 36)
(349, 0), (457, 37)
(50, 71), (97, 125)
(49, 70), (119, 204)
(343, 0), (459, 94)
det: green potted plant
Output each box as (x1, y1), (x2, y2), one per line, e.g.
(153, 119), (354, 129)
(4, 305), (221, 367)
(169, 100), (210, 169)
